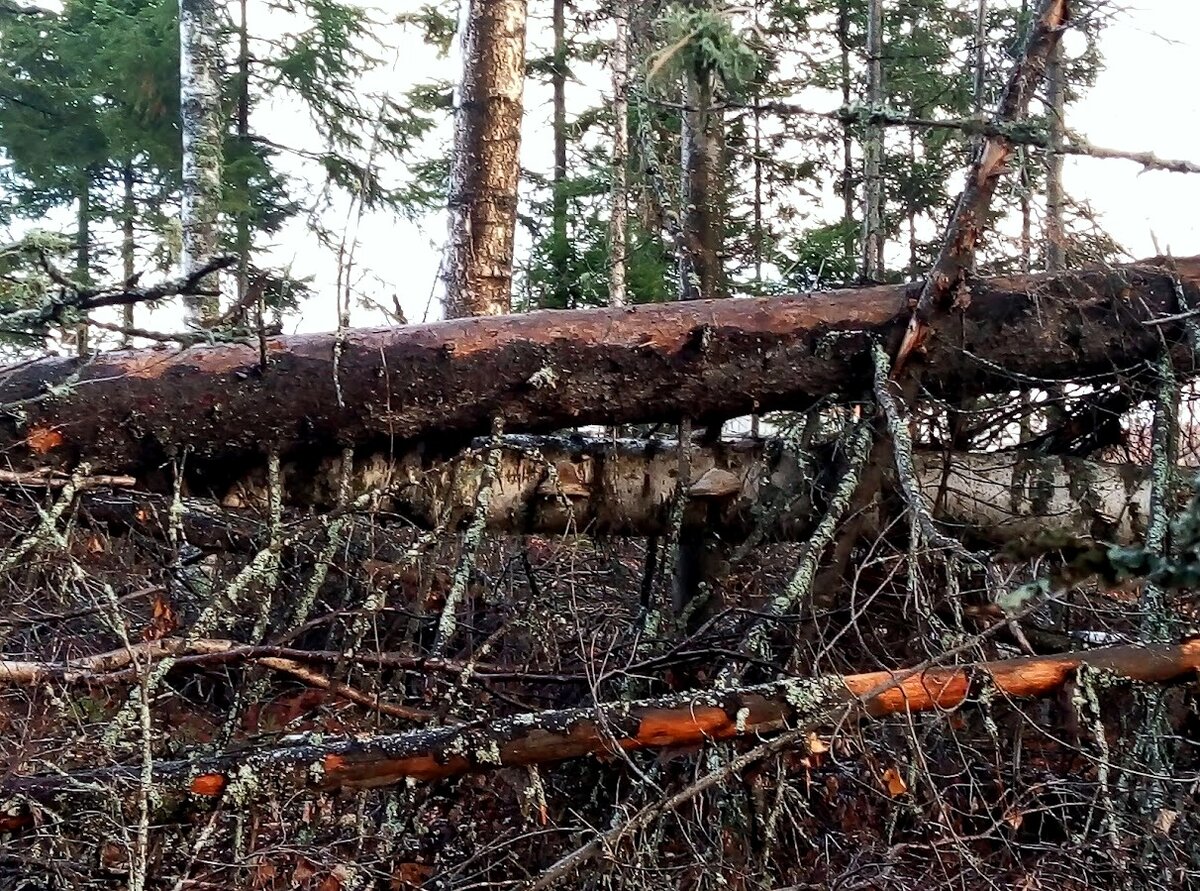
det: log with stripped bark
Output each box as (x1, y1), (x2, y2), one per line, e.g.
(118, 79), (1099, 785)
(2, 639), (1197, 815)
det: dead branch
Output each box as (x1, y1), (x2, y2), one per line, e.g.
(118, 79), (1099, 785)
(895, 0), (1070, 371)
(756, 103), (1200, 176)
(3, 638), (1197, 810)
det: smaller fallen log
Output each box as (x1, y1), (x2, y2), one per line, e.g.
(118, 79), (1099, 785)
(4, 639), (1198, 810)
(61, 437), (1183, 549)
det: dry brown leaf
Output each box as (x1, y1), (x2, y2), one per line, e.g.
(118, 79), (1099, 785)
(882, 766), (909, 798)
(142, 591), (179, 642)
(391, 862), (433, 890)
(25, 426), (64, 455)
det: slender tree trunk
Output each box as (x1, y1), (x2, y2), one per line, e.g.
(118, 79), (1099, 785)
(862, 0), (884, 281)
(235, 0), (251, 315)
(838, 0), (855, 275)
(121, 163), (136, 345)
(548, 0), (569, 309)
(179, 0), (224, 325)
(1044, 37), (1066, 271)
(973, 0), (987, 134)
(678, 2), (726, 303)
(74, 175), (91, 357)
(608, 0), (629, 308)
(442, 0), (529, 319)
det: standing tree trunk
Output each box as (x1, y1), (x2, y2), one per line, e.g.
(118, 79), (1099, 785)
(608, 0), (630, 308)
(838, 0), (855, 275)
(235, 0), (251, 318)
(121, 162), (136, 345)
(1044, 36), (1066, 271)
(548, 0), (569, 309)
(442, 0), (529, 319)
(179, 0), (224, 325)
(678, 3), (726, 303)
(675, 1), (731, 608)
(74, 174), (91, 357)
(862, 0), (884, 281)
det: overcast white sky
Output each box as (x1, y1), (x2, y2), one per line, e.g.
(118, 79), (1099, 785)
(262, 0), (1200, 335)
(21, 0), (1194, 337)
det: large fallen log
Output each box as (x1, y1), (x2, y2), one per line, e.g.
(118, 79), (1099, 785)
(3, 639), (1197, 810)
(0, 259), (1194, 483)
(62, 436), (1184, 549)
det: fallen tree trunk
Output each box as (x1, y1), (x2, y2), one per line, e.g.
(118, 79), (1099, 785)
(62, 436), (1185, 549)
(4, 639), (1197, 810)
(0, 259), (1195, 483)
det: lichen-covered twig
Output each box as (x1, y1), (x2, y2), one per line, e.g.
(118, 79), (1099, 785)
(716, 420), (873, 686)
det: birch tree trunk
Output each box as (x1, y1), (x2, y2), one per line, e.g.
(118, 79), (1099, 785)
(179, 0), (224, 324)
(442, 0), (529, 319)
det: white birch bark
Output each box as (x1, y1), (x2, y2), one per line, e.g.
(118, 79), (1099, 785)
(179, 0), (224, 324)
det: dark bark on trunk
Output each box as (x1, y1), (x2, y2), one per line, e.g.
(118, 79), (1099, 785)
(679, 61), (726, 302)
(862, 0), (884, 281)
(549, 0), (569, 309)
(838, 0), (855, 273)
(1044, 37), (1066, 271)
(74, 175), (91, 357)
(236, 0), (252, 316)
(121, 163), (136, 343)
(5, 639), (1198, 808)
(1, 258), (1193, 481)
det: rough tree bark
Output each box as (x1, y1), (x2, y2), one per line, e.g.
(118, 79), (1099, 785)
(179, 0), (224, 324)
(679, 0), (727, 302)
(1044, 35), (1066, 271)
(895, 0), (1069, 370)
(5, 639), (1198, 808)
(121, 162), (136, 342)
(549, 0), (569, 309)
(442, 0), (529, 318)
(0, 258), (1195, 482)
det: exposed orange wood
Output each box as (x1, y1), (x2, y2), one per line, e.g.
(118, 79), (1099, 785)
(7, 639), (1200, 809)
